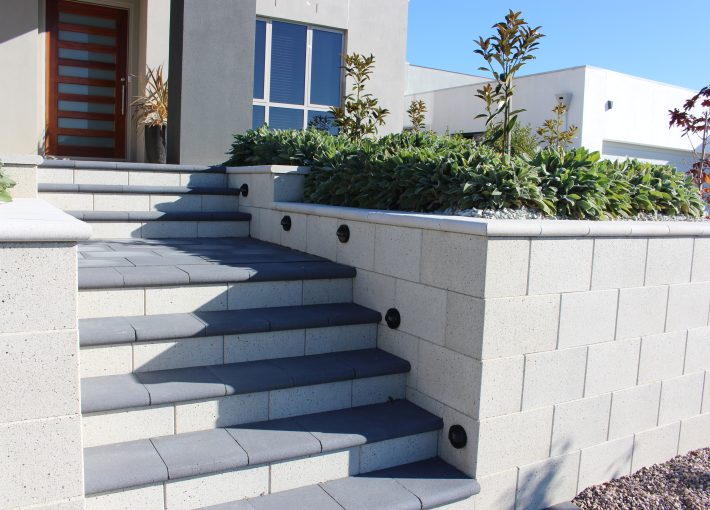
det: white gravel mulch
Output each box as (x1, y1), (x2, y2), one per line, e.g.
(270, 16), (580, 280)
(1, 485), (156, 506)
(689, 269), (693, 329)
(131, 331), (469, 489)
(438, 206), (710, 222)
(573, 448), (710, 510)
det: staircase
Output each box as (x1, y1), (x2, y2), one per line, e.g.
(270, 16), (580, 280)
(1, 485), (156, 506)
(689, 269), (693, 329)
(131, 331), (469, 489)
(39, 160), (480, 510)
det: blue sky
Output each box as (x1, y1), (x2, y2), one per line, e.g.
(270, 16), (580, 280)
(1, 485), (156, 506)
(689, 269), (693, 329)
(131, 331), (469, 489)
(406, 0), (709, 91)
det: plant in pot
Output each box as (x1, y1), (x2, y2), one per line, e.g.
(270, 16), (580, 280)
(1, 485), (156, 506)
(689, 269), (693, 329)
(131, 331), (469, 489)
(132, 65), (168, 164)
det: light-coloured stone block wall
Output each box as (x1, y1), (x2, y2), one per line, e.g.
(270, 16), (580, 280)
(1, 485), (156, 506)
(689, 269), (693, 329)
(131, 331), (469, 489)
(1, 200), (91, 509)
(228, 166), (710, 510)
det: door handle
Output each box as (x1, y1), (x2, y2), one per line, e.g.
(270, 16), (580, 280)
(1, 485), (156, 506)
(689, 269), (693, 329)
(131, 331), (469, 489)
(120, 77), (126, 115)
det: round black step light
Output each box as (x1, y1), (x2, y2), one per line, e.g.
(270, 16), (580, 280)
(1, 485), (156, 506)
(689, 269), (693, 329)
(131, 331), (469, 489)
(239, 183), (249, 197)
(281, 215), (292, 231)
(385, 308), (401, 329)
(336, 224), (350, 243)
(448, 425), (467, 449)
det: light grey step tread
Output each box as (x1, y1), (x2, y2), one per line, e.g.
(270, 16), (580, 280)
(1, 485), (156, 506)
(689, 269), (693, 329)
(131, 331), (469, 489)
(39, 183), (239, 195)
(83, 400), (445, 495)
(79, 303), (381, 346)
(81, 348), (410, 413)
(40, 159), (227, 172)
(68, 210), (250, 222)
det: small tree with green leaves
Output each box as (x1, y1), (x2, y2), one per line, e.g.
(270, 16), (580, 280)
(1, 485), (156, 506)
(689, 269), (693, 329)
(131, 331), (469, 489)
(485, 122), (539, 158)
(474, 10), (544, 158)
(407, 99), (427, 131)
(330, 53), (389, 142)
(537, 100), (578, 153)
(0, 160), (17, 203)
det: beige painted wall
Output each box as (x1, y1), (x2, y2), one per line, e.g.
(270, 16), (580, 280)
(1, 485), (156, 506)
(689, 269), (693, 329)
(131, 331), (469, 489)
(0, 1), (40, 154)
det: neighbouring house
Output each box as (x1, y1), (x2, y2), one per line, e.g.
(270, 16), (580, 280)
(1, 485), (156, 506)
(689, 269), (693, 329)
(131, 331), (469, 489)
(0, 0), (408, 164)
(405, 64), (699, 170)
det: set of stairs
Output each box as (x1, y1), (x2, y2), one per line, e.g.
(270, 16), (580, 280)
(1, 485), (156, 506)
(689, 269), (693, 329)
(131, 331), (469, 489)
(39, 160), (480, 509)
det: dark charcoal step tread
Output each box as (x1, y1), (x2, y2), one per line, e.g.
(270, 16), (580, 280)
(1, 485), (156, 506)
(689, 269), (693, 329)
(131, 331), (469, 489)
(39, 183), (239, 195)
(40, 159), (227, 173)
(83, 400), (445, 495)
(78, 260), (355, 289)
(68, 210), (250, 222)
(81, 348), (409, 414)
(80, 303), (380, 346)
(77, 237), (356, 288)
(203, 458), (481, 510)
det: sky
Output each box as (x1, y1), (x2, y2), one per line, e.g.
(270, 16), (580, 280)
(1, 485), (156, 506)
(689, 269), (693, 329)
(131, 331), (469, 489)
(406, 0), (709, 91)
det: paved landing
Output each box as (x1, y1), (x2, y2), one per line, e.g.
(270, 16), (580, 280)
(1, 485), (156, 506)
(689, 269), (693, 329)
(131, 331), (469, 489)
(77, 238), (355, 288)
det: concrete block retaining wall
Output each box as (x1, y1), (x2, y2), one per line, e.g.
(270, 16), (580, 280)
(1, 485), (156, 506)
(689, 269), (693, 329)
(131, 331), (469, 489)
(229, 166), (710, 510)
(0, 199), (92, 509)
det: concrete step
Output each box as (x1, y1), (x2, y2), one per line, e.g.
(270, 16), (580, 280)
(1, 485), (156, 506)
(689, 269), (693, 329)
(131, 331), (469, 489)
(69, 211), (250, 239)
(38, 160), (229, 187)
(79, 304), (380, 376)
(81, 349), (410, 446)
(199, 458), (480, 510)
(76, 238), (355, 318)
(39, 184), (239, 213)
(83, 401), (444, 508)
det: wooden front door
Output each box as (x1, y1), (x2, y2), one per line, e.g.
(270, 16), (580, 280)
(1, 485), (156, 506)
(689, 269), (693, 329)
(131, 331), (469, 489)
(46, 0), (128, 159)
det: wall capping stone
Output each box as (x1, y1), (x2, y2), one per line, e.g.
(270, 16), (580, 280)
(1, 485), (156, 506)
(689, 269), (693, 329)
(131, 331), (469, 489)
(226, 165), (311, 175)
(272, 201), (710, 238)
(0, 199), (92, 242)
(0, 154), (43, 166)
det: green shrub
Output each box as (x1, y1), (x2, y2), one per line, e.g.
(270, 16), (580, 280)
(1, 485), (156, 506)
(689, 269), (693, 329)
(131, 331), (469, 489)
(225, 128), (704, 219)
(0, 160), (16, 203)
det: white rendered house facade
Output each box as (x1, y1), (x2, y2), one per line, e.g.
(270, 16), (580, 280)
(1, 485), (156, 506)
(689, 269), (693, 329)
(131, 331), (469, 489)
(406, 65), (699, 171)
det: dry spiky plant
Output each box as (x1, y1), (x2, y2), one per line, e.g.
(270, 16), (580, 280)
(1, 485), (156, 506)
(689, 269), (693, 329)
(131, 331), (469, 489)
(132, 65), (168, 128)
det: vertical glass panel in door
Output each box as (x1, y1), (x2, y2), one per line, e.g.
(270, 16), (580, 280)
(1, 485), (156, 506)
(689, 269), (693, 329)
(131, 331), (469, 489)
(270, 22), (307, 105)
(254, 20), (266, 99)
(269, 107), (304, 130)
(310, 30), (343, 106)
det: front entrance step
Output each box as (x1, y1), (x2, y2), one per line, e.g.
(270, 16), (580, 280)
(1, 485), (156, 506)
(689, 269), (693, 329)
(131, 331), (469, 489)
(39, 184), (240, 213)
(80, 349), (410, 446)
(83, 401), (443, 500)
(78, 303), (380, 376)
(200, 458), (480, 510)
(69, 211), (250, 238)
(38, 160), (229, 188)
(76, 238), (355, 318)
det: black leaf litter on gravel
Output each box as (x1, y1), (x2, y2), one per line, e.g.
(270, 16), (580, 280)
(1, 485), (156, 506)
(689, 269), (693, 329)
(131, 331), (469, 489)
(574, 448), (710, 510)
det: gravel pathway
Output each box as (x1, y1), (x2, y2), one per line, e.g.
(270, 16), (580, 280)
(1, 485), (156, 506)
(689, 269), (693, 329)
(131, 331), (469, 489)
(573, 448), (710, 510)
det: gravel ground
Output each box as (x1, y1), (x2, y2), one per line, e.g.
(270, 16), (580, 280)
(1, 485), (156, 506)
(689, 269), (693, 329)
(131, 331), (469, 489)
(573, 448), (710, 510)
(436, 206), (710, 221)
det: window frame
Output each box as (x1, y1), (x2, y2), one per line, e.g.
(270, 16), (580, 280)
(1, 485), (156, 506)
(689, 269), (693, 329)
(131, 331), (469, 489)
(253, 18), (345, 130)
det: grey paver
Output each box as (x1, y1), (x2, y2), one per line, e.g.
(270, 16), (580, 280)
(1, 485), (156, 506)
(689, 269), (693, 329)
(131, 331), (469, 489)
(226, 417), (321, 465)
(250, 485), (343, 510)
(114, 265), (191, 286)
(329, 349), (411, 379)
(80, 316), (135, 346)
(129, 313), (206, 341)
(84, 439), (168, 494)
(321, 476), (421, 510)
(136, 366), (226, 405)
(208, 361), (293, 395)
(294, 400), (442, 452)
(151, 429), (248, 479)
(270, 353), (355, 387)
(365, 458), (480, 509)
(81, 373), (150, 413)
